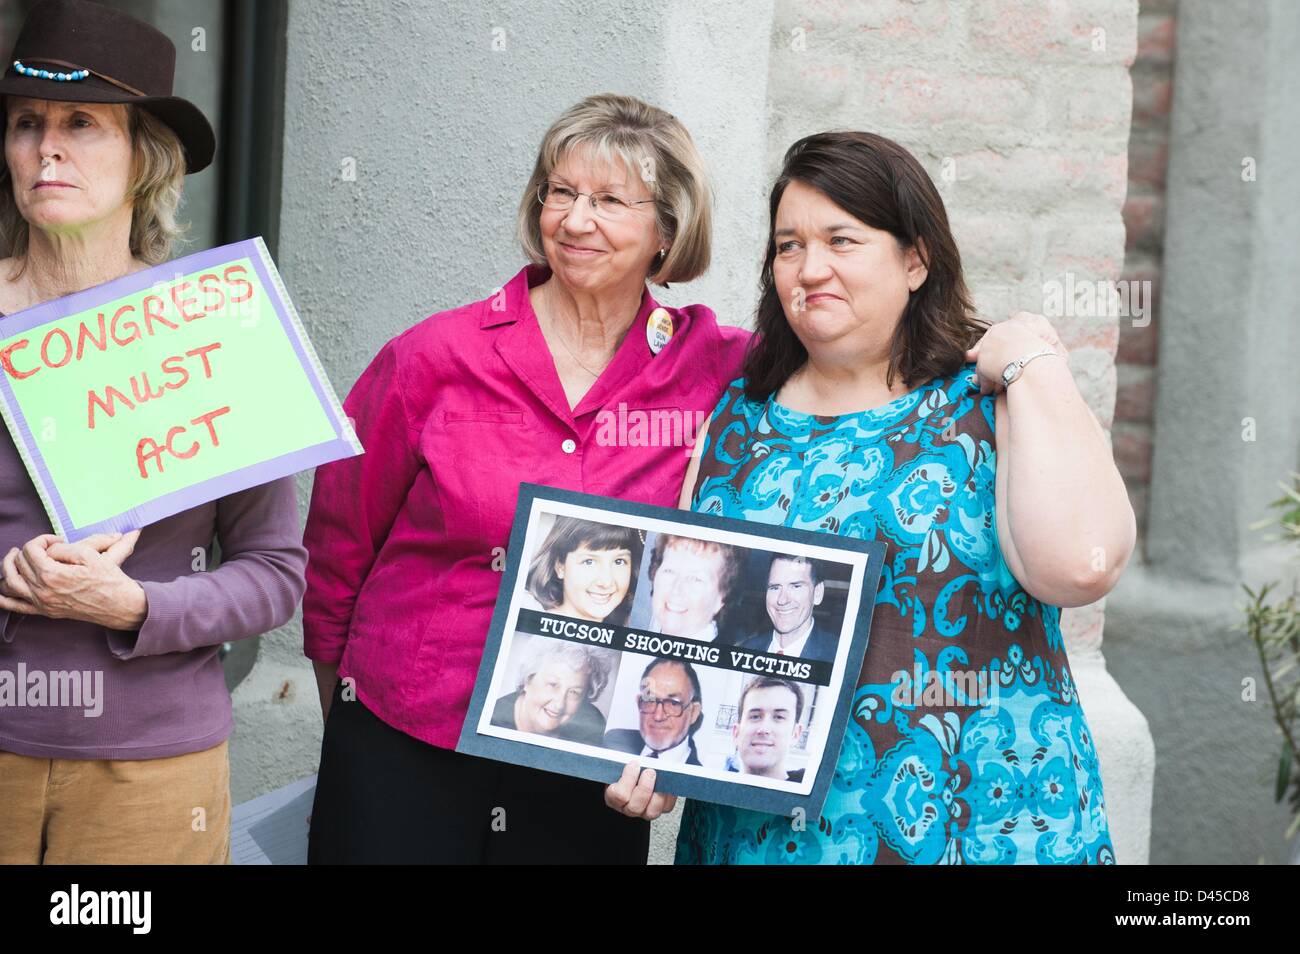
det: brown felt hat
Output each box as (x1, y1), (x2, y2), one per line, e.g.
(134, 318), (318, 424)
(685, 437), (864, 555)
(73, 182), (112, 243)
(0, 0), (215, 173)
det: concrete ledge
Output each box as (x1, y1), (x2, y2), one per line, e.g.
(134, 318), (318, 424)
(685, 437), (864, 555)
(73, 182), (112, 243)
(1103, 559), (1297, 863)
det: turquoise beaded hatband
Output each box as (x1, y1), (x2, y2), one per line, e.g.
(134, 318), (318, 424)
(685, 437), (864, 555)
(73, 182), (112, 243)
(12, 59), (89, 82)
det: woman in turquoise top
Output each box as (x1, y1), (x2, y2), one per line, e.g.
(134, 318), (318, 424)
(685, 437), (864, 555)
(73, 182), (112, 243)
(655, 132), (1136, 864)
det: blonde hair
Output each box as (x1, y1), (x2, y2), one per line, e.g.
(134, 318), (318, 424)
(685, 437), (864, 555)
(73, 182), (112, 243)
(516, 93), (712, 286)
(0, 101), (187, 275)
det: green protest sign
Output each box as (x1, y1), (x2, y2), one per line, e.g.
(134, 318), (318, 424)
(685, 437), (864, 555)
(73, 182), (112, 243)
(0, 237), (360, 540)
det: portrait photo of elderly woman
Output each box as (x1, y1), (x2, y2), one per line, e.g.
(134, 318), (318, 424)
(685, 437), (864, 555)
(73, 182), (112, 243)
(0, 0), (306, 865)
(489, 637), (616, 747)
(303, 92), (750, 863)
(523, 516), (641, 626)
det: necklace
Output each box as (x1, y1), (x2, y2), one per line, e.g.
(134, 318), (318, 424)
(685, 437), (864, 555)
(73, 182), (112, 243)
(538, 293), (613, 379)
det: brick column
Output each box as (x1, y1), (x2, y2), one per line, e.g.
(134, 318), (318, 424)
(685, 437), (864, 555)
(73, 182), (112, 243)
(1115, 0), (1177, 538)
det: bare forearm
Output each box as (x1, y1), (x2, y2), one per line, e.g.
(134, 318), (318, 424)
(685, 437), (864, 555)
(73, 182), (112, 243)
(1000, 358), (1135, 604)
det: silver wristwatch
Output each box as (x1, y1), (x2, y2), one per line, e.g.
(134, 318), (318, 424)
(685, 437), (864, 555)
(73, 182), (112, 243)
(1001, 348), (1058, 389)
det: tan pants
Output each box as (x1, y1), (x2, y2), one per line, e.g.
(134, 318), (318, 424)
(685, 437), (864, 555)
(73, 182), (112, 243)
(0, 741), (231, 864)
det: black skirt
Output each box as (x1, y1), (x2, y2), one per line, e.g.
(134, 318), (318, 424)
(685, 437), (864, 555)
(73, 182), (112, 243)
(307, 682), (650, 864)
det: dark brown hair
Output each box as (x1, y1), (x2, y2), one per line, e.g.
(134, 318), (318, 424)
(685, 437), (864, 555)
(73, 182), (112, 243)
(768, 553), (822, 588)
(525, 517), (642, 626)
(738, 676), (805, 725)
(744, 131), (985, 403)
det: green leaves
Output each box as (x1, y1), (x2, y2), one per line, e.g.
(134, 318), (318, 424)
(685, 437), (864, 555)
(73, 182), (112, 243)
(1241, 473), (1300, 840)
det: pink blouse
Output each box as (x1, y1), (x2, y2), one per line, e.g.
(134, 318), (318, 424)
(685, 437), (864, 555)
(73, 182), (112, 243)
(302, 264), (750, 748)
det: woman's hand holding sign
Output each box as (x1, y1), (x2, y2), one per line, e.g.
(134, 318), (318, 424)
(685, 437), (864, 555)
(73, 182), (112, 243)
(0, 530), (147, 629)
(605, 760), (677, 821)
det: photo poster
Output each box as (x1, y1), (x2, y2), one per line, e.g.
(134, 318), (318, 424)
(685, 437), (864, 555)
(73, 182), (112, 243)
(458, 483), (888, 818)
(0, 237), (361, 541)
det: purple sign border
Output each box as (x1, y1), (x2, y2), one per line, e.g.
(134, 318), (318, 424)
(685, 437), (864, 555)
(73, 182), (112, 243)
(0, 238), (358, 540)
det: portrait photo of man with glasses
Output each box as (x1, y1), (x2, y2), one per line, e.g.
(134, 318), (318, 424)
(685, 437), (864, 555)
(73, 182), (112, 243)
(603, 657), (704, 765)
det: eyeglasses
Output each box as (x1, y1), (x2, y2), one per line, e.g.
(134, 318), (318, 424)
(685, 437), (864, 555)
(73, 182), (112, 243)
(537, 181), (655, 221)
(637, 694), (691, 717)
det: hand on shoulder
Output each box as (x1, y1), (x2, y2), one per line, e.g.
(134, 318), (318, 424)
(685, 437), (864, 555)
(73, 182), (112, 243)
(965, 311), (1068, 395)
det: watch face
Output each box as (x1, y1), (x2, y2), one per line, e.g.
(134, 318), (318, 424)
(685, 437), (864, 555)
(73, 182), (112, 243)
(1002, 361), (1019, 387)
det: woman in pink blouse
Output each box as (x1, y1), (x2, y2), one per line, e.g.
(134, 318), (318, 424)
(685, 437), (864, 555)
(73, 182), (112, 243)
(303, 93), (750, 863)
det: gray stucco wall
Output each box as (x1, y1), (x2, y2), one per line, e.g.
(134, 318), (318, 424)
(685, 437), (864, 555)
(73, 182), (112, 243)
(1144, 0), (1300, 584)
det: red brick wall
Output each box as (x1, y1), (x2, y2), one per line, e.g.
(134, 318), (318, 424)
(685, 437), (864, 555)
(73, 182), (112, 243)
(1116, 0), (1177, 541)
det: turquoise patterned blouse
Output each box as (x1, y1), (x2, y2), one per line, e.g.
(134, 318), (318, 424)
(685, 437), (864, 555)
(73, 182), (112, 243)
(674, 367), (1115, 865)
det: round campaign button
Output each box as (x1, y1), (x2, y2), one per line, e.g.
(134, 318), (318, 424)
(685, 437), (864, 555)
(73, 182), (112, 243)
(646, 307), (674, 355)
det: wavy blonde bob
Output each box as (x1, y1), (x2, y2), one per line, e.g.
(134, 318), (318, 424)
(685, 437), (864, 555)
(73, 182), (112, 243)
(516, 93), (712, 287)
(0, 102), (187, 275)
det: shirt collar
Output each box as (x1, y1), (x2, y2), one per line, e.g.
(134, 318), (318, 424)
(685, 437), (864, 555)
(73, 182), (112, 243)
(479, 263), (666, 331)
(480, 264), (541, 329)
(642, 733), (693, 762)
(485, 263), (676, 424)
(769, 617), (815, 654)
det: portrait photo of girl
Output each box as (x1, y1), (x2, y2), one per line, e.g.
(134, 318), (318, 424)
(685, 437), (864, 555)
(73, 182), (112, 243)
(522, 516), (642, 627)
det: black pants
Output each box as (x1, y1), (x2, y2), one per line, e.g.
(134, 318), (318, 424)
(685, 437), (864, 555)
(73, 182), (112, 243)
(308, 683), (650, 864)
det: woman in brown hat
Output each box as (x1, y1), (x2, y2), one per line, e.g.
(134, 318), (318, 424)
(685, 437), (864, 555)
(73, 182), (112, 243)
(0, 0), (305, 864)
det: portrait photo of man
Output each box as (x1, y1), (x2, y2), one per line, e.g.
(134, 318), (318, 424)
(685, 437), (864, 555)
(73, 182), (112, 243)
(735, 555), (838, 663)
(603, 658), (704, 765)
(729, 677), (806, 783)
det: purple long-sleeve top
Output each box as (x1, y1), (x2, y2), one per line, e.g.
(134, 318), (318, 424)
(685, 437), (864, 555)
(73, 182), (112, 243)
(0, 416), (307, 760)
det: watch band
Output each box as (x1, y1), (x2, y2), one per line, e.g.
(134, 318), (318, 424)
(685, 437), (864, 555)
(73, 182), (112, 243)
(1002, 347), (1058, 389)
